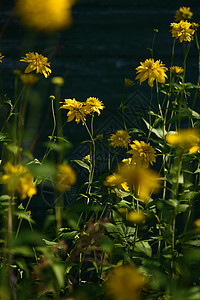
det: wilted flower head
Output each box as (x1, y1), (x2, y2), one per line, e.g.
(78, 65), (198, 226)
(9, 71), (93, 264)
(85, 97), (104, 115)
(174, 7), (193, 22)
(169, 66), (184, 75)
(191, 22), (200, 30)
(1, 162), (37, 200)
(170, 20), (195, 43)
(20, 74), (40, 85)
(127, 140), (156, 168)
(20, 52), (51, 78)
(109, 130), (131, 148)
(60, 98), (86, 124)
(0, 52), (4, 63)
(15, 0), (75, 33)
(166, 129), (200, 153)
(105, 264), (146, 300)
(135, 58), (168, 87)
(55, 164), (76, 192)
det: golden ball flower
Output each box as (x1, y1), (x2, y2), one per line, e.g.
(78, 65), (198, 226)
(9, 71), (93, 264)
(170, 20), (195, 43)
(15, 0), (75, 33)
(105, 264), (146, 300)
(0, 52), (4, 63)
(55, 164), (76, 192)
(20, 52), (51, 78)
(51, 77), (64, 86)
(109, 130), (131, 148)
(135, 58), (168, 87)
(127, 211), (146, 225)
(127, 140), (156, 168)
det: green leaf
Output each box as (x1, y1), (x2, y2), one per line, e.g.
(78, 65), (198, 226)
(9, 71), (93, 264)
(73, 159), (90, 171)
(135, 241), (152, 257)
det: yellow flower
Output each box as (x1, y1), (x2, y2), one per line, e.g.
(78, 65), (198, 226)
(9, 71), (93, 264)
(15, 0), (75, 33)
(170, 20), (195, 43)
(135, 58), (168, 87)
(109, 130), (131, 148)
(105, 164), (160, 203)
(20, 74), (40, 85)
(166, 129), (200, 153)
(174, 7), (193, 22)
(125, 78), (134, 88)
(84, 97), (104, 115)
(60, 98), (86, 124)
(51, 76), (64, 86)
(0, 52), (4, 63)
(127, 211), (146, 225)
(127, 140), (156, 168)
(1, 162), (37, 200)
(20, 52), (51, 78)
(105, 264), (146, 300)
(55, 164), (76, 192)
(169, 66), (184, 74)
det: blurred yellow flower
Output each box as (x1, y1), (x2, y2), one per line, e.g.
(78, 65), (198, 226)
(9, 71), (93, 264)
(82, 154), (91, 163)
(55, 164), (76, 192)
(191, 22), (199, 30)
(15, 0), (75, 33)
(0, 52), (4, 63)
(169, 66), (184, 74)
(1, 162), (37, 200)
(20, 52), (51, 78)
(174, 7), (193, 22)
(105, 164), (160, 203)
(135, 58), (168, 87)
(170, 20), (195, 43)
(166, 129), (200, 154)
(85, 97), (104, 115)
(109, 130), (131, 148)
(20, 74), (40, 85)
(127, 211), (146, 224)
(127, 140), (156, 168)
(51, 76), (64, 86)
(105, 264), (146, 300)
(60, 98), (86, 124)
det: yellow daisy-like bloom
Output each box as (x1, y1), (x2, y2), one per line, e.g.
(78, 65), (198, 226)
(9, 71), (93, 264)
(20, 74), (40, 85)
(60, 98), (86, 124)
(109, 130), (131, 148)
(20, 52), (51, 78)
(170, 20), (195, 43)
(135, 58), (168, 87)
(55, 164), (76, 192)
(84, 97), (104, 115)
(15, 0), (75, 33)
(166, 129), (200, 154)
(1, 162), (37, 200)
(0, 52), (4, 63)
(105, 264), (146, 300)
(127, 140), (156, 168)
(127, 211), (146, 225)
(169, 66), (184, 74)
(174, 7), (193, 22)
(191, 22), (199, 30)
